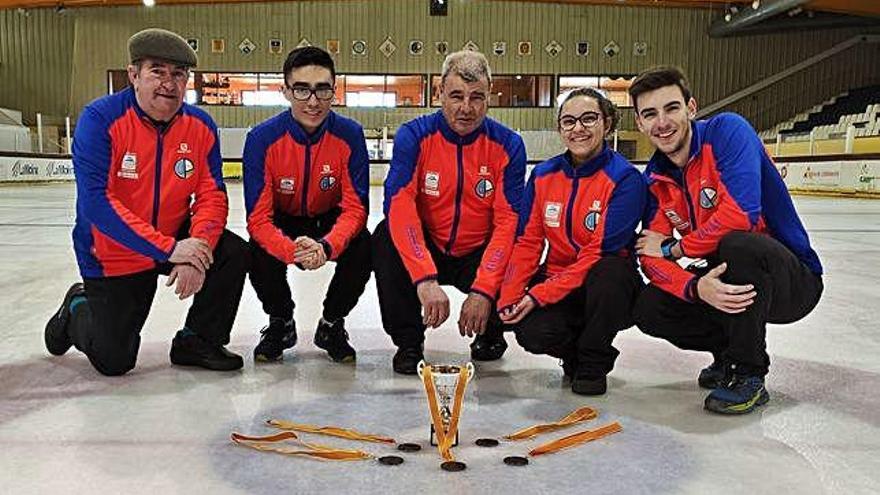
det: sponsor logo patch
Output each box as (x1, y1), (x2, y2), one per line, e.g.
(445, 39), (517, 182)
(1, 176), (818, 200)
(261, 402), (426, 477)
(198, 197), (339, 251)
(174, 158), (195, 179)
(177, 142), (191, 154)
(118, 152), (138, 179)
(279, 177), (296, 194)
(544, 202), (562, 228)
(424, 171), (440, 196)
(664, 209), (691, 232)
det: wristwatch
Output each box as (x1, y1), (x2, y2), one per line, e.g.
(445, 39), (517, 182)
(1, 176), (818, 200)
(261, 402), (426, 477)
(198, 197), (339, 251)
(660, 237), (679, 261)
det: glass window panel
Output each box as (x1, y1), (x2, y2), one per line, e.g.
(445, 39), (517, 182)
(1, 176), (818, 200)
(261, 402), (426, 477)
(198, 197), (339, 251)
(558, 75), (634, 108)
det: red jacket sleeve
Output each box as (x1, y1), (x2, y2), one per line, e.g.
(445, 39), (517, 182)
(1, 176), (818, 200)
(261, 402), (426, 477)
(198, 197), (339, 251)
(321, 127), (369, 260)
(189, 120), (228, 249)
(498, 171), (544, 310)
(244, 131), (297, 264)
(384, 124), (438, 284)
(639, 185), (699, 302)
(679, 114), (763, 258)
(471, 134), (526, 299)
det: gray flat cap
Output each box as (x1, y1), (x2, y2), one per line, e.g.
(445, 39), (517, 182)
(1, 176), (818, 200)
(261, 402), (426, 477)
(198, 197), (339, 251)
(128, 28), (198, 68)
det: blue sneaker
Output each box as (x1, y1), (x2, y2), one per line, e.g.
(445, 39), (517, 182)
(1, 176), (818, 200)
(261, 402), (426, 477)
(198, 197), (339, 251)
(704, 375), (769, 415)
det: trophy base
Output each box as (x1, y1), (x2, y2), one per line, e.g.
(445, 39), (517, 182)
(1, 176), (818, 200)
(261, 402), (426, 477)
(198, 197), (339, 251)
(429, 425), (459, 447)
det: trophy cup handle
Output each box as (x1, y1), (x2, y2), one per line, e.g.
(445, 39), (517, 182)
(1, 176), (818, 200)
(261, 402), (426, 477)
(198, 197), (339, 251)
(416, 360), (427, 379)
(465, 362), (475, 383)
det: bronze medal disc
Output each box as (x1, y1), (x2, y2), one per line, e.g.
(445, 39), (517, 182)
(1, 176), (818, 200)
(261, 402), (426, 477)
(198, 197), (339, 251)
(397, 443), (422, 452)
(378, 455), (405, 466)
(503, 456), (529, 466)
(440, 460), (467, 472)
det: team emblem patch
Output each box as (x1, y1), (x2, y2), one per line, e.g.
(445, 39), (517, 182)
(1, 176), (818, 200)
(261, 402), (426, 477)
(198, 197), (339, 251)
(174, 158), (194, 179)
(475, 178), (495, 198)
(699, 187), (718, 209)
(664, 209), (691, 232)
(320, 175), (337, 191)
(424, 171), (440, 196)
(584, 211), (601, 232)
(279, 177), (295, 194)
(544, 202), (562, 228)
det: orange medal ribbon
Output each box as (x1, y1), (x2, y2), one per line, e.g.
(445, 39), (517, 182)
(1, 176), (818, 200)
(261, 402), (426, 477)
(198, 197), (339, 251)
(266, 420), (396, 444)
(503, 405), (598, 441)
(421, 364), (471, 462)
(230, 431), (373, 461)
(528, 421), (622, 457)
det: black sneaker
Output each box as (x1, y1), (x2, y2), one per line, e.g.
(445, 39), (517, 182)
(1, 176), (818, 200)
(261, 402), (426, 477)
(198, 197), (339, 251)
(560, 358), (577, 381)
(170, 333), (243, 371)
(314, 318), (356, 363)
(470, 333), (508, 361)
(253, 318), (297, 362)
(571, 371), (607, 396)
(704, 374), (769, 415)
(45, 282), (85, 356)
(392, 346), (424, 375)
(698, 359), (732, 389)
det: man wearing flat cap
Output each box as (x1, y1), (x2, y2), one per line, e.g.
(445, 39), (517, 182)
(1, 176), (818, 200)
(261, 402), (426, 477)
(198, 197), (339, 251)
(44, 28), (249, 376)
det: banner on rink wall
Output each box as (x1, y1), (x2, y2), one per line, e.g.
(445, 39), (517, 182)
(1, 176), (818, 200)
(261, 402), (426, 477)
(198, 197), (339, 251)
(775, 159), (880, 195)
(0, 156), (74, 182)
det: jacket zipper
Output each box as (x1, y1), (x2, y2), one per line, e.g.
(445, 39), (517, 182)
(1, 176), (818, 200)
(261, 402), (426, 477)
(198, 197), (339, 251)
(301, 141), (312, 216)
(445, 142), (465, 254)
(565, 176), (581, 251)
(151, 131), (164, 227)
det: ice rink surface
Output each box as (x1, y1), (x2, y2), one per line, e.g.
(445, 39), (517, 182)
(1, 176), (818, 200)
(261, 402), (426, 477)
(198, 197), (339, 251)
(1, 183), (878, 494)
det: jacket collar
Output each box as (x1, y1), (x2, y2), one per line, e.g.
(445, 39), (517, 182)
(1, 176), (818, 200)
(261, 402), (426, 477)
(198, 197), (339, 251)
(285, 109), (333, 145)
(646, 119), (707, 180)
(560, 143), (612, 178)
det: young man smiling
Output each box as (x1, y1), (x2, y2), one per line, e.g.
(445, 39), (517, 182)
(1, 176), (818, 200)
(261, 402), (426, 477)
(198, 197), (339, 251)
(243, 46), (370, 364)
(630, 66), (823, 414)
(44, 28), (248, 375)
(373, 50), (526, 374)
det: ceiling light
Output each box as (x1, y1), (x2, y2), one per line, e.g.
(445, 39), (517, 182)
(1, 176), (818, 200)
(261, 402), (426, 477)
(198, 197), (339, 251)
(752, 1), (760, 9)
(143, 0), (156, 7)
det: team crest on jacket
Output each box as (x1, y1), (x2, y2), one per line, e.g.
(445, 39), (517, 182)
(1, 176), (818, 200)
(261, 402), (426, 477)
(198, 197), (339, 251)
(699, 187), (718, 209)
(584, 200), (601, 232)
(174, 158), (194, 179)
(544, 202), (562, 228)
(320, 175), (337, 191)
(475, 178), (494, 198)
(664, 209), (690, 232)
(424, 171), (440, 196)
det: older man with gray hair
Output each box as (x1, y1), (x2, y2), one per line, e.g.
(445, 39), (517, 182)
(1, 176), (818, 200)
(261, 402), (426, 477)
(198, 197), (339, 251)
(372, 50), (526, 374)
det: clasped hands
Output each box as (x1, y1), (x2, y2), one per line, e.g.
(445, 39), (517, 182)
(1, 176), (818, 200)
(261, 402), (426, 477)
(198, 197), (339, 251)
(416, 280), (492, 338)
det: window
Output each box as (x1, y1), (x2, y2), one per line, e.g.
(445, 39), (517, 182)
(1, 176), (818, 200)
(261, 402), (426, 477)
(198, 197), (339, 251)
(106, 69), (196, 101)
(430, 75), (552, 108)
(337, 75), (425, 107)
(558, 75), (635, 108)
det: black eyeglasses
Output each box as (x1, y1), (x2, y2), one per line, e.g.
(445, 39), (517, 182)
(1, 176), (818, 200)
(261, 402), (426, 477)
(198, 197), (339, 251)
(558, 111), (603, 131)
(287, 84), (335, 102)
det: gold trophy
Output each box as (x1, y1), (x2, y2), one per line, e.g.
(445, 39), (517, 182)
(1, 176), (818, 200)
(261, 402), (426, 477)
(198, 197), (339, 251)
(417, 360), (474, 471)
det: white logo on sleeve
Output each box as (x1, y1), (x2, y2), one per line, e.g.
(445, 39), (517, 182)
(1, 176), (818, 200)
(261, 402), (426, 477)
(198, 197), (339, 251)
(544, 202), (562, 228)
(118, 152), (138, 179)
(424, 171), (440, 196)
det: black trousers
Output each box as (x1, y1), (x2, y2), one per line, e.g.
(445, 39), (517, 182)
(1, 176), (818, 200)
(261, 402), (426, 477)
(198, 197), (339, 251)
(248, 208), (372, 323)
(372, 219), (504, 349)
(68, 229), (249, 376)
(633, 231), (823, 377)
(514, 256), (643, 377)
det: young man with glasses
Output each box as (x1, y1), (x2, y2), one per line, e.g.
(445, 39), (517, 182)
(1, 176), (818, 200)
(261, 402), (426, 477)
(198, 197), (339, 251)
(243, 46), (370, 364)
(44, 28), (248, 375)
(498, 88), (645, 395)
(630, 66), (823, 414)
(372, 50), (526, 374)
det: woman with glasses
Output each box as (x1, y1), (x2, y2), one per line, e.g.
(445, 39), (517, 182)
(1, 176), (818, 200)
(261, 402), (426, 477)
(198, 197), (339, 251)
(498, 88), (646, 396)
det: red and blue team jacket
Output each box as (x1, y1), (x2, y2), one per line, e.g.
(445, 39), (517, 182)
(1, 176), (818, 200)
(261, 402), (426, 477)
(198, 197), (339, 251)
(384, 111), (526, 299)
(72, 87), (228, 279)
(641, 112), (823, 301)
(498, 146), (645, 310)
(243, 111), (369, 263)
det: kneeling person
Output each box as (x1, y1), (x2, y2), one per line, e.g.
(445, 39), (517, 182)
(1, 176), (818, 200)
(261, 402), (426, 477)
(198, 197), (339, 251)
(45, 28), (248, 375)
(244, 46), (371, 363)
(499, 88), (645, 395)
(630, 66), (824, 414)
